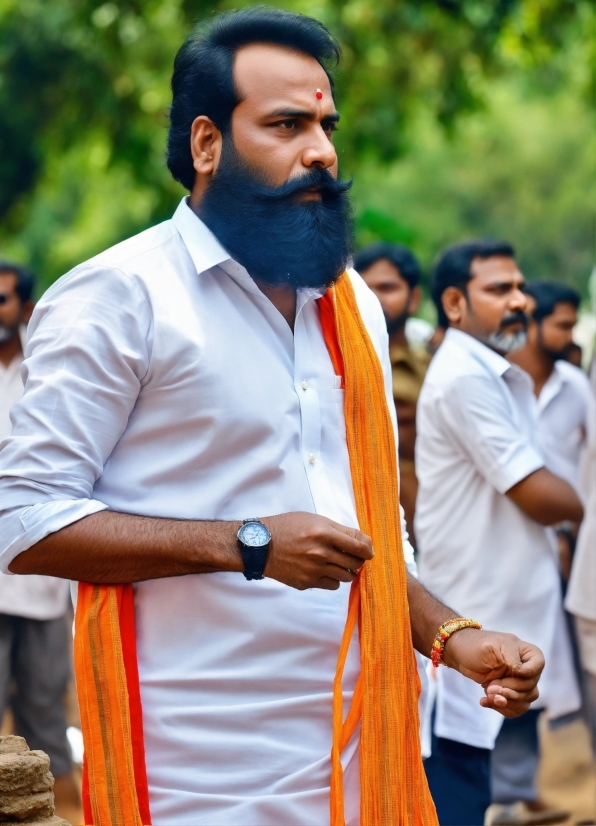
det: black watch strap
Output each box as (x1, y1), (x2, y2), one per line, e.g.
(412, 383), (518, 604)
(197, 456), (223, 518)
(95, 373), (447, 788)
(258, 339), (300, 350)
(240, 545), (269, 581)
(238, 518), (270, 581)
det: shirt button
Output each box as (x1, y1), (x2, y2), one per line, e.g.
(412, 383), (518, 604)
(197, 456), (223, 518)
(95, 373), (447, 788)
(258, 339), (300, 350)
(308, 453), (316, 464)
(301, 380), (308, 390)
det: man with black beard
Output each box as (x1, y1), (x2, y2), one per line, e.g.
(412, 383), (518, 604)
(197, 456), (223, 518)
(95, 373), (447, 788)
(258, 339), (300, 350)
(354, 243), (429, 543)
(416, 241), (582, 826)
(0, 12), (544, 826)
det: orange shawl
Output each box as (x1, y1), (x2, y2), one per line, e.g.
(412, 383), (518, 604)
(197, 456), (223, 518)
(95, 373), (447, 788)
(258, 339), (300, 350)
(74, 271), (437, 826)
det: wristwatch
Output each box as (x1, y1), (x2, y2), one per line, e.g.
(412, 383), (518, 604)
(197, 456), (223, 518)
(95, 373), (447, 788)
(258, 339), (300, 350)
(237, 518), (271, 581)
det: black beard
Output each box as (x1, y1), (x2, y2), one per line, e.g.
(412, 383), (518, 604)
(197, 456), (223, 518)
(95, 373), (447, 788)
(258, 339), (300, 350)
(537, 325), (575, 362)
(195, 140), (354, 290)
(543, 343), (576, 362)
(384, 308), (410, 336)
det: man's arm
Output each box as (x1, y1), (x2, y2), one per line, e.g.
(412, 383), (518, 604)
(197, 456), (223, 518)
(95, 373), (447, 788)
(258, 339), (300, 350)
(407, 573), (544, 717)
(506, 467), (584, 525)
(440, 377), (583, 527)
(9, 510), (374, 591)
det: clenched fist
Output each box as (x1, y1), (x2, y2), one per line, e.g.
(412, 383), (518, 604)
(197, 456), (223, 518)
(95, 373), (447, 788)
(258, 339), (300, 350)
(443, 628), (545, 718)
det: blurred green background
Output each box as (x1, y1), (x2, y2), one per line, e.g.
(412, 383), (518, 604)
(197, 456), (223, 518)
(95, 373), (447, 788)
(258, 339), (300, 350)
(0, 0), (594, 305)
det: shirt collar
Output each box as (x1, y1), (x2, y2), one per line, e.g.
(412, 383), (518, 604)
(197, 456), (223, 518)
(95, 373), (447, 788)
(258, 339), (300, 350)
(444, 328), (512, 377)
(171, 197), (232, 277)
(537, 361), (566, 412)
(171, 196), (326, 305)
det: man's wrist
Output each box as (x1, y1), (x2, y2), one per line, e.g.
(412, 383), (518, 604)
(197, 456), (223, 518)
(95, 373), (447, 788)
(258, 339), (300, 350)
(442, 626), (482, 669)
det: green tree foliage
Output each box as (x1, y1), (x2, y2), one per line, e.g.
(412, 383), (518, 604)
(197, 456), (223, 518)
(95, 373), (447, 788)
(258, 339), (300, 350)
(353, 81), (595, 301)
(0, 0), (593, 294)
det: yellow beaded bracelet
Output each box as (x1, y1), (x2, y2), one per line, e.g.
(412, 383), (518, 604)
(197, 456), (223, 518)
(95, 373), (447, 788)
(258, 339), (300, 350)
(431, 617), (482, 667)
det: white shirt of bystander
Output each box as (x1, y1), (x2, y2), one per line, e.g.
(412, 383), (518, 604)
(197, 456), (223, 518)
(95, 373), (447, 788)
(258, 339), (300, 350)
(0, 326), (68, 620)
(535, 359), (592, 491)
(0, 198), (416, 826)
(416, 328), (580, 750)
(566, 361), (596, 670)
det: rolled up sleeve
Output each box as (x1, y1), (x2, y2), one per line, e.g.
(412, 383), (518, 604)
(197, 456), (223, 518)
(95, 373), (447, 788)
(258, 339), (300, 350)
(0, 264), (152, 573)
(438, 374), (544, 495)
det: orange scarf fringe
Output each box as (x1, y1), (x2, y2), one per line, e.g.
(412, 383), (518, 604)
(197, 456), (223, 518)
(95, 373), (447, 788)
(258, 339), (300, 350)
(74, 271), (437, 826)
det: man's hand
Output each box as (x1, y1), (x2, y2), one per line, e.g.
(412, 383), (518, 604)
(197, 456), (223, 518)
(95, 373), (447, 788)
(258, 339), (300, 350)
(263, 512), (374, 591)
(443, 628), (545, 717)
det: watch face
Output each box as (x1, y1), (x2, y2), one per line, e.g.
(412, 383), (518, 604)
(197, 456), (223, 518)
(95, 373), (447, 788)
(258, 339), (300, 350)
(238, 521), (271, 548)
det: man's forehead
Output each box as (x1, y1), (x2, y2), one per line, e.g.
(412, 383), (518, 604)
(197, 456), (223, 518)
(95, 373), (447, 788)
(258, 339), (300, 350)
(233, 43), (334, 110)
(0, 272), (18, 291)
(362, 258), (405, 284)
(471, 255), (523, 281)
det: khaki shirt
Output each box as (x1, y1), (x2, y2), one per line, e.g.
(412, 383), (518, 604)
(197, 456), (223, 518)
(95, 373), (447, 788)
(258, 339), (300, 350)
(390, 343), (430, 405)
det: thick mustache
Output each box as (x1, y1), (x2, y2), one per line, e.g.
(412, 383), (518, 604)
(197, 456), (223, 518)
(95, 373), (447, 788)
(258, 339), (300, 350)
(253, 168), (353, 202)
(500, 311), (528, 330)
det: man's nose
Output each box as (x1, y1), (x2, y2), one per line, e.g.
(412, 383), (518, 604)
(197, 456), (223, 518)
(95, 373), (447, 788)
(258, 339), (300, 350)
(301, 127), (337, 171)
(510, 287), (527, 312)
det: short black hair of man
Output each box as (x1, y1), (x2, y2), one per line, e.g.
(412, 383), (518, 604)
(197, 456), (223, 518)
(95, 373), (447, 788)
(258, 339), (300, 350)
(0, 260), (35, 303)
(431, 238), (515, 311)
(353, 242), (421, 289)
(524, 280), (580, 324)
(167, 7), (341, 191)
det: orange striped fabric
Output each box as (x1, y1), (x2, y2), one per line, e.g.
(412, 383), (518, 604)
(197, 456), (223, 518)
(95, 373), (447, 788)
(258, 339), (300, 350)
(73, 269), (437, 826)
(318, 272), (438, 826)
(74, 583), (151, 826)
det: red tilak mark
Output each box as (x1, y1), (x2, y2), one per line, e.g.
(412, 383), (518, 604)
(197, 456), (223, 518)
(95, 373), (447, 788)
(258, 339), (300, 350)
(315, 89), (323, 99)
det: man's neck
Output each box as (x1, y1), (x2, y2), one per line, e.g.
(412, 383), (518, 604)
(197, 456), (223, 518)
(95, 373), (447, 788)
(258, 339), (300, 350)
(388, 325), (408, 350)
(0, 332), (23, 368)
(254, 281), (297, 332)
(508, 343), (554, 397)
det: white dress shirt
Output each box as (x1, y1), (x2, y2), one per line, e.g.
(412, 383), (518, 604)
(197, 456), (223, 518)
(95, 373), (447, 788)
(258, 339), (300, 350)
(566, 361), (596, 670)
(415, 328), (580, 750)
(0, 198), (414, 826)
(0, 327), (69, 620)
(535, 360), (592, 490)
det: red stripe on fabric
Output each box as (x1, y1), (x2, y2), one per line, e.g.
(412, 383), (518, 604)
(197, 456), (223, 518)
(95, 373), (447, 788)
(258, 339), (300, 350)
(81, 755), (92, 825)
(119, 583), (152, 825)
(317, 292), (345, 388)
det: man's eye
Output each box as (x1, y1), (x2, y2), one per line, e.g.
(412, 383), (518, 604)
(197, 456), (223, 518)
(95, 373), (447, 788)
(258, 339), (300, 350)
(323, 122), (338, 134)
(279, 120), (298, 130)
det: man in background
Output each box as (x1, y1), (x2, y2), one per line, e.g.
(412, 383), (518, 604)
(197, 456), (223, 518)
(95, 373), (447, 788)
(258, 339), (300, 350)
(355, 242), (429, 542)
(416, 240), (582, 826)
(0, 261), (79, 820)
(566, 359), (596, 754)
(508, 281), (590, 580)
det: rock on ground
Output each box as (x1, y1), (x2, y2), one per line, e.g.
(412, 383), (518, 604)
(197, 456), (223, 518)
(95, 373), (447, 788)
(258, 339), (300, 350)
(0, 736), (68, 825)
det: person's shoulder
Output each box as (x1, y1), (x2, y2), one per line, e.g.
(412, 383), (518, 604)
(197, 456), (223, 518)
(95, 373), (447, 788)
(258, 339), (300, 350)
(86, 219), (179, 273)
(424, 332), (488, 388)
(345, 266), (388, 342)
(39, 221), (179, 305)
(346, 266), (383, 317)
(556, 359), (591, 395)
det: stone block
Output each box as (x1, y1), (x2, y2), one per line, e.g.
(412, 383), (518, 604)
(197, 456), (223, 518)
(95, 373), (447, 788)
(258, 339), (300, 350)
(0, 752), (52, 795)
(0, 739), (27, 756)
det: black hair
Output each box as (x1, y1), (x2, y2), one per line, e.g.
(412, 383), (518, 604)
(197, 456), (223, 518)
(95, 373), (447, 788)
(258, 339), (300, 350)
(432, 291), (450, 330)
(353, 242), (421, 289)
(525, 280), (580, 323)
(431, 238), (515, 311)
(167, 7), (341, 191)
(0, 260), (35, 303)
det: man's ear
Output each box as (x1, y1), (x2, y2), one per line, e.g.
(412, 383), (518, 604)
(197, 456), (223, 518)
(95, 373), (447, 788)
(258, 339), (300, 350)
(21, 300), (34, 325)
(442, 286), (467, 326)
(190, 116), (223, 179)
(408, 286), (422, 316)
